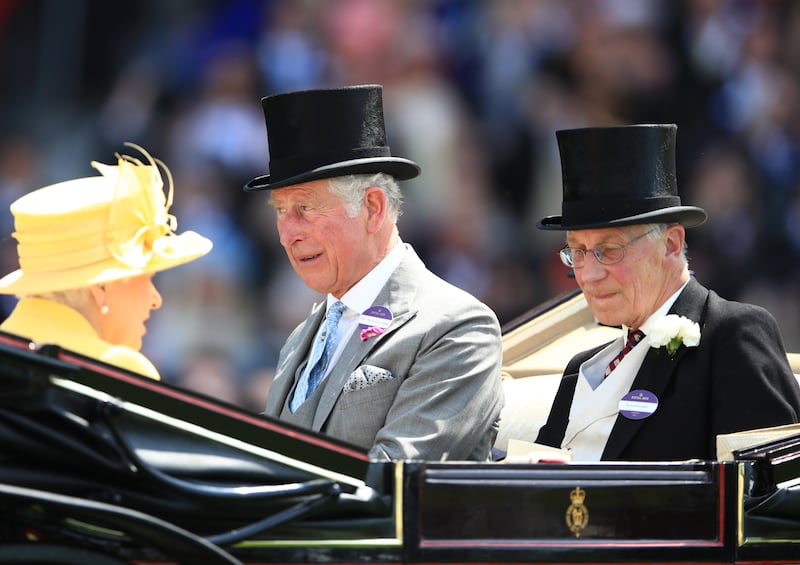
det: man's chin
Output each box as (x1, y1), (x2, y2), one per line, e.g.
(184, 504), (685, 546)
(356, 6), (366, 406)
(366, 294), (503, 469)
(300, 279), (330, 296)
(591, 309), (624, 328)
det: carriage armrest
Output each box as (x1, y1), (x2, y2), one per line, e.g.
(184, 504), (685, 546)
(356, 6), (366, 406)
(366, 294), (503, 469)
(494, 372), (562, 452)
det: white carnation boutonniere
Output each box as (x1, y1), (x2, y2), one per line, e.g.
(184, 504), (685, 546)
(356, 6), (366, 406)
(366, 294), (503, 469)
(649, 315), (701, 356)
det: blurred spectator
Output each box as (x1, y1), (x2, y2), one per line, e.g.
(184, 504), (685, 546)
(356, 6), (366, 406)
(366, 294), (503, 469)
(256, 0), (326, 93)
(0, 135), (44, 317)
(684, 141), (760, 298)
(175, 344), (244, 406)
(166, 40), (267, 180)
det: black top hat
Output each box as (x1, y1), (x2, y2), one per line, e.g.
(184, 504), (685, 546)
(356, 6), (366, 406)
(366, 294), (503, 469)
(244, 84), (421, 191)
(537, 124), (707, 230)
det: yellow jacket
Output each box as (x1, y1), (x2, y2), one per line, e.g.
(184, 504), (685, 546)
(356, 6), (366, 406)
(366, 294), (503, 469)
(0, 297), (160, 380)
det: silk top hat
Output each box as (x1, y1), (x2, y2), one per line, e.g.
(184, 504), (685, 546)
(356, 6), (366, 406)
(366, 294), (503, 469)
(0, 143), (213, 295)
(537, 124), (707, 230)
(244, 84), (421, 191)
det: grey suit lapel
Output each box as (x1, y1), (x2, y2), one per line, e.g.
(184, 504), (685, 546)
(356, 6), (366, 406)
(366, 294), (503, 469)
(265, 302), (326, 415)
(603, 278), (709, 459)
(311, 249), (423, 431)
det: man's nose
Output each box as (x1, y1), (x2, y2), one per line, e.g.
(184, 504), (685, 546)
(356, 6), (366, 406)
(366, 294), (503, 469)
(578, 252), (607, 281)
(277, 215), (303, 247)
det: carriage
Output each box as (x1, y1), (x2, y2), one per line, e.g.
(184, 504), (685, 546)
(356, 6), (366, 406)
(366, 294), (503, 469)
(1, 289), (799, 564)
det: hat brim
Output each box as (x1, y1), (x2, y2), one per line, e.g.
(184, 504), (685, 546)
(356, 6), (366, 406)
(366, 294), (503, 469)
(0, 231), (212, 296)
(243, 157), (421, 192)
(537, 206), (708, 231)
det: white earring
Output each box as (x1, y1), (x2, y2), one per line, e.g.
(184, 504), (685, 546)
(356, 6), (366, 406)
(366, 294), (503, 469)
(100, 304), (109, 315)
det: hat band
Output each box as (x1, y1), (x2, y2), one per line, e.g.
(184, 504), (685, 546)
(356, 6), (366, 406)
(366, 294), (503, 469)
(269, 146), (392, 181)
(17, 238), (109, 274)
(15, 210), (171, 275)
(562, 196), (681, 225)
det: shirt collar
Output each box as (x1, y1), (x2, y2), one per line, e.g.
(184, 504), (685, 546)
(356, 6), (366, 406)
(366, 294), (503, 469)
(636, 279), (690, 337)
(326, 240), (406, 314)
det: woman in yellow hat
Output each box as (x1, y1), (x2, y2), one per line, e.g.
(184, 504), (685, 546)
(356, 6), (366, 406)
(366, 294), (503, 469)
(0, 144), (212, 380)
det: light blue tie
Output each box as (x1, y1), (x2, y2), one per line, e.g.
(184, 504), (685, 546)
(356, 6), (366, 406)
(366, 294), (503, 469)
(291, 301), (347, 411)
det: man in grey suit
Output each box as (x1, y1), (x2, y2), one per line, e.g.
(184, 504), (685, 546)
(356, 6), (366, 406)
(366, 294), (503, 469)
(535, 124), (800, 461)
(244, 84), (504, 461)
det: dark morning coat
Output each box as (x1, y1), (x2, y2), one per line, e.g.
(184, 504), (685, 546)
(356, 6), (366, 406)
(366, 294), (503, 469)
(536, 277), (800, 461)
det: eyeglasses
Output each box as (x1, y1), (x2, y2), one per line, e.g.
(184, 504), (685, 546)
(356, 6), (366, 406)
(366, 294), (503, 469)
(559, 228), (656, 268)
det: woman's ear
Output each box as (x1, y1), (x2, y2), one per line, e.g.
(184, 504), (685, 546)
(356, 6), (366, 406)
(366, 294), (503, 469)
(88, 285), (106, 310)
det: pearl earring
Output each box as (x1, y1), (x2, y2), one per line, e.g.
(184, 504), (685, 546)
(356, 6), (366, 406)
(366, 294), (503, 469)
(100, 304), (110, 315)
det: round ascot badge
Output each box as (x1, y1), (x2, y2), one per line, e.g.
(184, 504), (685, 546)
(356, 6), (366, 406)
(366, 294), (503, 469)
(358, 305), (393, 330)
(619, 389), (659, 420)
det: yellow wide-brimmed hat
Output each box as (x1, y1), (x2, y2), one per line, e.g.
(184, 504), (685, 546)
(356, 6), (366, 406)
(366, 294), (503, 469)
(0, 143), (213, 295)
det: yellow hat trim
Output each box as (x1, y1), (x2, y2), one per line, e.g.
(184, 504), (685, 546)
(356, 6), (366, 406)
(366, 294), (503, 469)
(0, 143), (212, 295)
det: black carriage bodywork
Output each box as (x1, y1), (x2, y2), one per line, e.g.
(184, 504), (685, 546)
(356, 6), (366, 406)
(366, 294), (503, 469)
(1, 292), (799, 564)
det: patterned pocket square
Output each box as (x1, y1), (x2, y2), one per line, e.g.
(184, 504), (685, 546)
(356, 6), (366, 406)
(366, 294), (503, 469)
(343, 365), (394, 393)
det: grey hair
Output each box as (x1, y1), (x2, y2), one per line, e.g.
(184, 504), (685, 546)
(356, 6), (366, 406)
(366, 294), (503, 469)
(645, 223), (689, 266)
(34, 288), (95, 314)
(327, 173), (403, 222)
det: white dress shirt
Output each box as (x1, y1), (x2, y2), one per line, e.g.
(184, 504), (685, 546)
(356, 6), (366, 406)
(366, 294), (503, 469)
(564, 280), (689, 461)
(316, 241), (406, 382)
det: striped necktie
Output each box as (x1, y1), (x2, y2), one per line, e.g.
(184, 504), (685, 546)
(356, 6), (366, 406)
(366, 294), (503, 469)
(605, 329), (645, 378)
(290, 301), (347, 411)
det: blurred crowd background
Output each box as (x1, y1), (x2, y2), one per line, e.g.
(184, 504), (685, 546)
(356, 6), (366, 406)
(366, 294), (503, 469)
(1, 0), (800, 410)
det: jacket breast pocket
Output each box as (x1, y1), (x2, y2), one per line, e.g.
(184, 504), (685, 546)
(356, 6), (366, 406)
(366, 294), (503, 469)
(343, 365), (394, 393)
(337, 365), (400, 413)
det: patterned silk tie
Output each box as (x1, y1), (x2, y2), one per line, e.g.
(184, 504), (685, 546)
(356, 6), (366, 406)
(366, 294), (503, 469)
(291, 301), (347, 411)
(605, 329), (645, 378)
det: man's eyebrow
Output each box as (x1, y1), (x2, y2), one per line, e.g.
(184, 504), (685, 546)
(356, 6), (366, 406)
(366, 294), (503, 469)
(566, 232), (628, 246)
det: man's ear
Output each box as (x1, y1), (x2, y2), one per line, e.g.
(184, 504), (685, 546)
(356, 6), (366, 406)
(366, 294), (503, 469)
(364, 187), (387, 233)
(664, 225), (686, 258)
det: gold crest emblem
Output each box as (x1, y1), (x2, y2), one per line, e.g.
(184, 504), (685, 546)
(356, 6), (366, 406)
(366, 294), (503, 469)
(565, 486), (589, 538)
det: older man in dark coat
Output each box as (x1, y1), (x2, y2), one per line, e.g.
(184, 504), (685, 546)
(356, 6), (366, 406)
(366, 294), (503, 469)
(535, 124), (800, 461)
